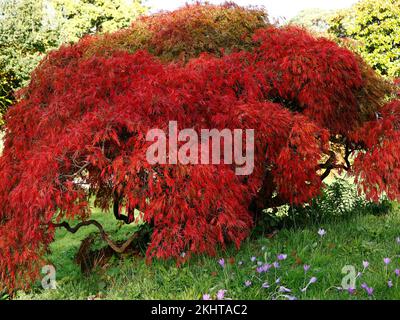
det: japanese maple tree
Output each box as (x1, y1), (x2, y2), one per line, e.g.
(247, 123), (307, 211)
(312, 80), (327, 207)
(0, 3), (399, 290)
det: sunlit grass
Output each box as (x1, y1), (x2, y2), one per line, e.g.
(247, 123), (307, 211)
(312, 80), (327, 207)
(15, 202), (400, 300)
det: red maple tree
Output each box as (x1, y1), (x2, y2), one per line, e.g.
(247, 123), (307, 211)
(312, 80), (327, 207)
(0, 4), (398, 290)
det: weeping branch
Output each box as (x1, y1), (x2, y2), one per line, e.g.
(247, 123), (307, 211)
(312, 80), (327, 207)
(51, 220), (139, 254)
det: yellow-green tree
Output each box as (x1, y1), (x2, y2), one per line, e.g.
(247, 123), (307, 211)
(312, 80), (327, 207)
(53, 0), (147, 43)
(329, 0), (400, 78)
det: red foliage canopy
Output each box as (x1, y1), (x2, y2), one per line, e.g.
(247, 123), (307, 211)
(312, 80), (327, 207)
(0, 4), (399, 289)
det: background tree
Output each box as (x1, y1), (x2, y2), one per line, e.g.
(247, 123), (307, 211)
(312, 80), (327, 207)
(53, 0), (147, 43)
(0, 0), (59, 87)
(328, 0), (400, 78)
(289, 8), (336, 34)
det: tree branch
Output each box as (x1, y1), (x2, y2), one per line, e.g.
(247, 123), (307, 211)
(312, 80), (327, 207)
(113, 198), (132, 224)
(51, 220), (139, 254)
(62, 162), (90, 178)
(113, 190), (138, 224)
(319, 147), (352, 181)
(344, 144), (351, 170)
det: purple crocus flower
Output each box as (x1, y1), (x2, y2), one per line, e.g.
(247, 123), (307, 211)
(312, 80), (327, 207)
(388, 280), (393, 288)
(348, 287), (356, 295)
(277, 254), (287, 261)
(285, 295), (297, 300)
(273, 261), (280, 268)
(361, 283), (368, 290)
(244, 280), (252, 287)
(262, 263), (271, 272)
(301, 277), (317, 292)
(318, 228), (326, 237)
(303, 264), (310, 272)
(202, 294), (211, 300)
(218, 258), (225, 268)
(275, 278), (281, 284)
(256, 266), (265, 274)
(384, 257), (391, 265)
(250, 256), (257, 262)
(361, 283), (374, 296)
(216, 289), (226, 300)
(362, 261), (369, 269)
(279, 286), (291, 293)
(262, 282), (270, 289)
(395, 269), (400, 277)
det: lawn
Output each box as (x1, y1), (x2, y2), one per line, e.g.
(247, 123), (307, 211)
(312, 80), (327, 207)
(13, 194), (400, 300)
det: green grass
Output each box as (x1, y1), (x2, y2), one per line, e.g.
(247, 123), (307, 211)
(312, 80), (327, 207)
(14, 202), (400, 300)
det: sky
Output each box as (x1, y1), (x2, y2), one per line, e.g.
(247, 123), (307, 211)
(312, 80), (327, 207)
(145, 0), (359, 20)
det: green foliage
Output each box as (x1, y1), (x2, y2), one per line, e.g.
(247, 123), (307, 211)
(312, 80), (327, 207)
(289, 8), (336, 34)
(0, 65), (19, 126)
(328, 9), (356, 39)
(53, 0), (147, 43)
(365, 199), (394, 216)
(0, 292), (9, 300)
(328, 0), (400, 77)
(0, 0), (59, 86)
(288, 179), (366, 225)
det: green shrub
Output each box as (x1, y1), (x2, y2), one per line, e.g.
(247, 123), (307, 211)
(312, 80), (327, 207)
(260, 178), (394, 229)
